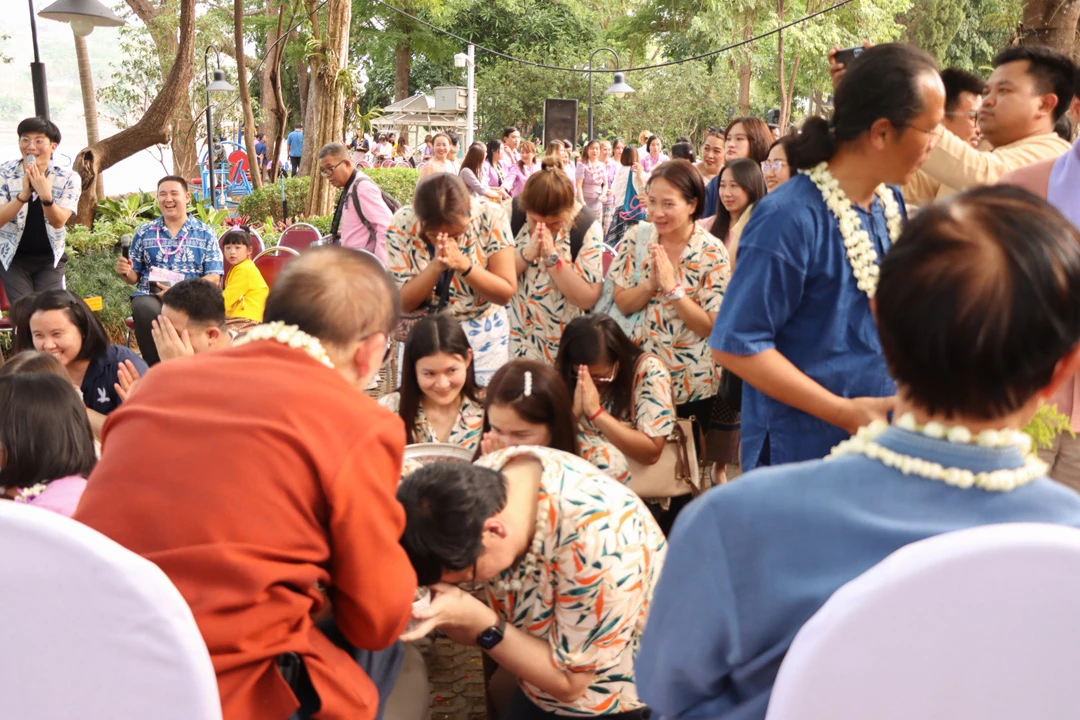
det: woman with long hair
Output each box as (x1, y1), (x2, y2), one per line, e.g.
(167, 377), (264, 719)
(506, 141), (539, 198)
(477, 361), (579, 457)
(606, 145), (649, 246)
(703, 118), (773, 217)
(708, 158), (766, 261)
(460, 142), (503, 201)
(509, 164), (604, 363)
(695, 127), (726, 184)
(556, 315), (677, 491)
(484, 139), (512, 199)
(575, 139), (608, 214)
(762, 135), (795, 192)
(386, 174), (517, 386)
(710, 43), (944, 469)
(600, 139), (620, 234)
(417, 132), (458, 179)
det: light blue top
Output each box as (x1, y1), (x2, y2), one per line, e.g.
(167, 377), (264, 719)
(287, 129), (304, 156)
(709, 174), (899, 469)
(636, 426), (1080, 719)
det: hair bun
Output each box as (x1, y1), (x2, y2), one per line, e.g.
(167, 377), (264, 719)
(540, 159), (559, 172)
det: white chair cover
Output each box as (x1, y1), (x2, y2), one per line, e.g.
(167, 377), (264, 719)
(0, 502), (222, 719)
(766, 522), (1080, 720)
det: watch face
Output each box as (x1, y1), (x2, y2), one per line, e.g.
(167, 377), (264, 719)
(545, 252), (560, 266)
(477, 624), (505, 650)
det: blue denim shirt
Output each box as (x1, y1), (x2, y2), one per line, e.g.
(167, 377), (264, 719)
(0, 158), (81, 270)
(709, 174), (900, 469)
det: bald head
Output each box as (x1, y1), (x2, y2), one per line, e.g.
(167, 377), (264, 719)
(264, 246), (400, 348)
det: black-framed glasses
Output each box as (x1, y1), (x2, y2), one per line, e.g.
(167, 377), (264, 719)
(319, 159), (347, 177)
(459, 559), (484, 592)
(945, 111), (979, 122)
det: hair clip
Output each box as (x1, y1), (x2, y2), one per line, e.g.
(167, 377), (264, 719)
(523, 371), (533, 397)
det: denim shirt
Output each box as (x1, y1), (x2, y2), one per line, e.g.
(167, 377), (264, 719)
(0, 158), (81, 270)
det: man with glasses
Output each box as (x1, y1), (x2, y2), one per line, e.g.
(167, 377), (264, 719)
(0, 117), (81, 303)
(320, 142), (395, 264)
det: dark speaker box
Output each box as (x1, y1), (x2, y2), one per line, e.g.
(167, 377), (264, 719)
(543, 99), (579, 147)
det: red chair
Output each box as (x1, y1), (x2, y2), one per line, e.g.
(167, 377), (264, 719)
(0, 276), (12, 333)
(253, 246), (300, 289)
(219, 227), (265, 281)
(380, 160), (396, 168)
(125, 317), (135, 347)
(357, 160), (373, 169)
(277, 223), (321, 254)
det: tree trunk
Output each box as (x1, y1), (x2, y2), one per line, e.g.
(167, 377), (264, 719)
(394, 36), (411, 101)
(1020, 0), (1080, 55)
(235, 0), (263, 189)
(267, 1), (289, 183)
(305, 0), (352, 216)
(73, 32), (105, 200)
(73, 0), (195, 223)
(737, 21), (753, 116)
(297, 60), (309, 128)
(258, 0), (280, 139)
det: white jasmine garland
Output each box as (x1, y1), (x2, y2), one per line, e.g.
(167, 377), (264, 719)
(827, 417), (1045, 492)
(802, 162), (903, 299)
(232, 321), (335, 368)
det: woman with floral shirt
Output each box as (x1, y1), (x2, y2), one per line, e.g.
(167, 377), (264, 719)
(386, 174), (517, 385)
(509, 166), (604, 363)
(379, 314), (484, 456)
(556, 315), (676, 487)
(398, 445), (665, 719)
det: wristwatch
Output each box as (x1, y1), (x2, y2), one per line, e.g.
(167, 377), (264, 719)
(544, 252), (561, 268)
(476, 615), (507, 650)
(667, 284), (687, 302)
(41, 199), (54, 207)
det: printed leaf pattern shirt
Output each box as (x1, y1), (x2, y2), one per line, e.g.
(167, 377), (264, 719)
(0, 158), (81, 270)
(129, 215), (224, 296)
(386, 198), (514, 323)
(609, 222), (730, 404)
(474, 446), (667, 716)
(509, 209), (605, 363)
(378, 391), (484, 456)
(578, 355), (677, 485)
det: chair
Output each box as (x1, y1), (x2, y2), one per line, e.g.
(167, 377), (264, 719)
(765, 523), (1080, 720)
(0, 501), (222, 719)
(0, 275), (12, 333)
(253, 246), (301, 289)
(380, 159), (396, 168)
(277, 222), (322, 253)
(219, 227), (266, 281)
(357, 160), (373, 169)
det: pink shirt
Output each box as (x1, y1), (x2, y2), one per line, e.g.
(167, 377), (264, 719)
(339, 173), (393, 264)
(24, 476), (88, 518)
(507, 162), (539, 197)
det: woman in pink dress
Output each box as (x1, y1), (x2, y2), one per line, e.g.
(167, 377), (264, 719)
(641, 135), (669, 174)
(575, 140), (609, 215)
(506, 141), (539, 197)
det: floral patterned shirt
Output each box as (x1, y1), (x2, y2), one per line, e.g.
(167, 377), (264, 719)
(610, 222), (730, 404)
(578, 355), (677, 484)
(378, 391), (484, 456)
(508, 209), (605, 363)
(475, 446), (667, 715)
(0, 158), (81, 271)
(386, 198), (514, 323)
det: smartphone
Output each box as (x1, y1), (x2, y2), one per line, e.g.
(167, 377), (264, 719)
(834, 46), (864, 68)
(152, 281), (173, 294)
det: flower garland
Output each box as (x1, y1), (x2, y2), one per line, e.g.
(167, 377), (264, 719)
(493, 490), (549, 594)
(802, 162), (903, 299)
(232, 322), (335, 368)
(10, 483), (47, 503)
(826, 416), (1046, 492)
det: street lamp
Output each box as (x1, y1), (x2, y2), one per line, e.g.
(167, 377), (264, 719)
(454, 45), (475, 147)
(31, 0), (125, 118)
(587, 48), (635, 141)
(204, 45), (235, 210)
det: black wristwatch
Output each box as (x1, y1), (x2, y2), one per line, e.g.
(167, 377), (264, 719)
(41, 199), (54, 207)
(476, 615), (507, 650)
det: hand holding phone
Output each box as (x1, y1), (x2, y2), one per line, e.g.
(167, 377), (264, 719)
(833, 46), (864, 68)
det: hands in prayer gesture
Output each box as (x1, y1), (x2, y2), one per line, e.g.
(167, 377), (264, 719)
(24, 161), (53, 202)
(480, 431), (507, 456)
(113, 359), (143, 402)
(649, 244), (678, 294)
(535, 223), (557, 269)
(435, 232), (471, 274)
(573, 366), (602, 422)
(151, 314), (195, 362)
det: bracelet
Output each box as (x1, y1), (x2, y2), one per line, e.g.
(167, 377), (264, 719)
(667, 284), (687, 302)
(519, 247), (536, 265)
(41, 199), (54, 207)
(587, 407), (604, 423)
(15, 194), (28, 204)
(460, 264), (474, 277)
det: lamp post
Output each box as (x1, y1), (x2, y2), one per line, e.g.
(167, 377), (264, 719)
(204, 45), (236, 210)
(587, 48), (635, 141)
(454, 44), (475, 147)
(33, 0), (125, 119)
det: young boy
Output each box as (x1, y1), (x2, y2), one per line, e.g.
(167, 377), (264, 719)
(221, 227), (268, 330)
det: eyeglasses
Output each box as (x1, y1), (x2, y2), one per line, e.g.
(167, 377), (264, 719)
(761, 160), (788, 173)
(946, 111), (979, 122)
(19, 137), (50, 147)
(590, 362), (619, 385)
(903, 122), (945, 144)
(460, 559), (484, 592)
(319, 159), (347, 177)
(361, 332), (394, 365)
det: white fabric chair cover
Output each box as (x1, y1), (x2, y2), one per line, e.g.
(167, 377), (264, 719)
(766, 522), (1080, 720)
(0, 502), (222, 719)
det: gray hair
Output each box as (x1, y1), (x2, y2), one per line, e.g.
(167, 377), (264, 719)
(317, 142), (350, 161)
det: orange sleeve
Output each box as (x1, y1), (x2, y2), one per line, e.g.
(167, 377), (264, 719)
(326, 417), (417, 650)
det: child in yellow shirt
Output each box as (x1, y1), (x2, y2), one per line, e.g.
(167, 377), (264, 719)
(221, 228), (268, 330)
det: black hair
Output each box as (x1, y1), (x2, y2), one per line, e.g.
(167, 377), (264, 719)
(0, 350), (67, 379)
(647, 159), (707, 221)
(877, 185), (1080, 419)
(10, 293), (38, 353)
(940, 67), (987, 113)
(713, 158), (766, 239)
(397, 462), (508, 586)
(0, 373), (97, 489)
(460, 142), (487, 177)
(16, 117), (61, 144)
(221, 226), (253, 249)
(556, 315), (644, 422)
(787, 44), (939, 171)
(398, 314), (479, 445)
(486, 139), (503, 161)
(992, 45), (1077, 122)
(671, 141), (696, 162)
(157, 175), (189, 192)
(480, 361), (577, 458)
(621, 145), (639, 167)
(646, 135), (662, 153)
(28, 290), (109, 362)
(502, 127), (518, 139)
(162, 279), (227, 329)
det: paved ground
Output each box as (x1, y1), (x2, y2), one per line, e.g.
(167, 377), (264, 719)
(421, 637), (488, 720)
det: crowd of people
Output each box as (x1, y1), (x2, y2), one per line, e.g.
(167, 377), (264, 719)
(4, 38), (1080, 720)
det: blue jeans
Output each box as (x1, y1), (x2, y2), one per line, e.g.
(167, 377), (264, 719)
(285, 618), (405, 720)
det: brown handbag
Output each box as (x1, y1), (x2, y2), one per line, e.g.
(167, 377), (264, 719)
(626, 355), (702, 500)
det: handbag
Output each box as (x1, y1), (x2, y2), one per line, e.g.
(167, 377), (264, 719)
(392, 245), (453, 343)
(627, 354), (702, 500)
(620, 173), (648, 222)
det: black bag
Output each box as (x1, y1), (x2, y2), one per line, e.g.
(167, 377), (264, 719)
(330, 172), (402, 251)
(509, 195), (595, 262)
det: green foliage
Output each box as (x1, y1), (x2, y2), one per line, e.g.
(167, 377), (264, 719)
(186, 200), (230, 229)
(96, 192), (158, 226)
(942, 0), (1023, 72)
(901, 0), (967, 63)
(1023, 404), (1075, 451)
(65, 248), (133, 344)
(66, 221), (137, 258)
(365, 167), (419, 205)
(237, 168), (417, 223)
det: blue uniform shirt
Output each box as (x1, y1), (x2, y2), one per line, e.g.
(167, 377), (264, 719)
(636, 427), (1080, 720)
(287, 130), (304, 157)
(82, 344), (149, 414)
(709, 174), (899, 469)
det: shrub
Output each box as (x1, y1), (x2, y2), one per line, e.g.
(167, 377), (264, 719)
(236, 168), (418, 222)
(364, 167), (418, 204)
(65, 248), (132, 344)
